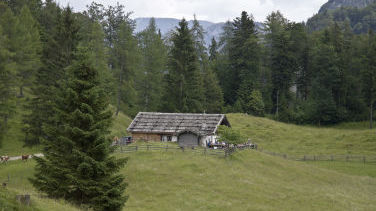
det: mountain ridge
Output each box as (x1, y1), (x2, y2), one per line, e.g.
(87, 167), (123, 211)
(134, 17), (264, 46)
(318, 0), (376, 13)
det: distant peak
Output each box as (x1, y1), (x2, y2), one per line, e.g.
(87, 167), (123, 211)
(319, 0), (376, 13)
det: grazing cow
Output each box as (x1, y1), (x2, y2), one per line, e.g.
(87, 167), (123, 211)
(21, 155), (30, 161)
(0, 156), (9, 163)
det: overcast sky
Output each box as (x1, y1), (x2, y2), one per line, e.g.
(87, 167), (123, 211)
(56, 0), (328, 23)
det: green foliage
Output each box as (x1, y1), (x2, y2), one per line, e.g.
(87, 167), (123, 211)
(245, 90), (265, 116)
(23, 5), (80, 146)
(307, 2), (376, 34)
(217, 125), (244, 145)
(15, 5), (41, 97)
(136, 18), (167, 112)
(30, 48), (128, 210)
(113, 21), (140, 117)
(162, 18), (204, 113)
(0, 6), (17, 145)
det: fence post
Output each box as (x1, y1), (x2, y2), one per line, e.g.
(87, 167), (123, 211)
(120, 146), (123, 152)
(346, 155), (349, 162)
(331, 155), (333, 161)
(283, 154), (287, 159)
(165, 145), (168, 152)
(303, 155), (306, 161)
(147, 145), (149, 151)
(136, 146), (138, 151)
(204, 148), (207, 156)
(314, 155), (316, 161)
(363, 156), (366, 164)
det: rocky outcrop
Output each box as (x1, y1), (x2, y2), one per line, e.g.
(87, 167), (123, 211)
(319, 0), (376, 13)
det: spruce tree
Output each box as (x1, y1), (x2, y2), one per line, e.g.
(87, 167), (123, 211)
(191, 16), (223, 113)
(137, 18), (167, 111)
(23, 6), (80, 145)
(265, 11), (295, 121)
(113, 21), (139, 116)
(31, 48), (128, 210)
(0, 24), (16, 145)
(209, 37), (218, 61)
(15, 5), (41, 97)
(231, 11), (261, 109)
(0, 6), (17, 143)
(362, 30), (376, 128)
(162, 18), (204, 113)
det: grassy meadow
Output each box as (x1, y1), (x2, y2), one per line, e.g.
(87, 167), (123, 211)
(227, 113), (376, 156)
(2, 100), (376, 210)
(1, 149), (376, 210)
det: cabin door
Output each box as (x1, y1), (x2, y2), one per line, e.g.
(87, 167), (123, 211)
(178, 132), (199, 147)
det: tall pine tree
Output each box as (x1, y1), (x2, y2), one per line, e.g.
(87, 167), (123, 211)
(162, 18), (204, 113)
(137, 18), (167, 111)
(30, 48), (128, 210)
(16, 5), (41, 97)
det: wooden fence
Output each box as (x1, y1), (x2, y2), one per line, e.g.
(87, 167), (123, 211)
(256, 148), (376, 164)
(115, 143), (376, 164)
(116, 144), (229, 157)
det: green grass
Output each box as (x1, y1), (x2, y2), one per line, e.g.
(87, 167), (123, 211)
(1, 149), (376, 210)
(227, 113), (376, 156)
(305, 160), (376, 178)
(110, 107), (133, 138)
(0, 160), (80, 211)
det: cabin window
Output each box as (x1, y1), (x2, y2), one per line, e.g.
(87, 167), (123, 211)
(161, 135), (172, 142)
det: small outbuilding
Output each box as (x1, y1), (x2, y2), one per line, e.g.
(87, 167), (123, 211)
(127, 112), (231, 147)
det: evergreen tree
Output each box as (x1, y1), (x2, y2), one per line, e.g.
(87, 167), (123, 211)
(265, 11), (295, 121)
(246, 90), (265, 116)
(208, 37), (218, 61)
(162, 18), (204, 112)
(229, 11), (261, 108)
(308, 30), (339, 124)
(0, 5), (17, 144)
(30, 48), (128, 210)
(191, 16), (223, 113)
(203, 66), (224, 113)
(15, 5), (41, 97)
(0, 24), (16, 145)
(362, 30), (376, 128)
(23, 6), (80, 145)
(113, 21), (139, 116)
(137, 18), (167, 111)
(215, 21), (233, 106)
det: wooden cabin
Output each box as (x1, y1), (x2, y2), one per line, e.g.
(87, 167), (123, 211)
(127, 112), (231, 147)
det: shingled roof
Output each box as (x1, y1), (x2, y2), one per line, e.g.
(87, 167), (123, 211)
(127, 112), (231, 136)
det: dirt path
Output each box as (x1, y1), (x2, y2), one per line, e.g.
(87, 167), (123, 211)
(6, 153), (44, 162)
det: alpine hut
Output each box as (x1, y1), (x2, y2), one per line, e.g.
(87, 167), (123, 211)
(127, 112), (231, 147)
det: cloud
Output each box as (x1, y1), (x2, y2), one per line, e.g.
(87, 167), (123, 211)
(56, 0), (328, 22)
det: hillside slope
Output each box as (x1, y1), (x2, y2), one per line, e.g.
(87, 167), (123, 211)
(2, 150), (375, 210)
(319, 0), (376, 13)
(228, 113), (376, 155)
(307, 0), (376, 33)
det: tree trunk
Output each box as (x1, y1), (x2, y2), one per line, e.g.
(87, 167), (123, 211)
(370, 101), (374, 129)
(116, 67), (123, 117)
(19, 86), (24, 98)
(276, 90), (279, 118)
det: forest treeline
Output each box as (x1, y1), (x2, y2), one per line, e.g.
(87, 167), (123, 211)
(1, 0), (376, 148)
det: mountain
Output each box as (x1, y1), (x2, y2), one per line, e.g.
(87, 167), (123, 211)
(318, 0), (376, 13)
(307, 0), (376, 33)
(134, 18), (224, 46)
(134, 18), (263, 46)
